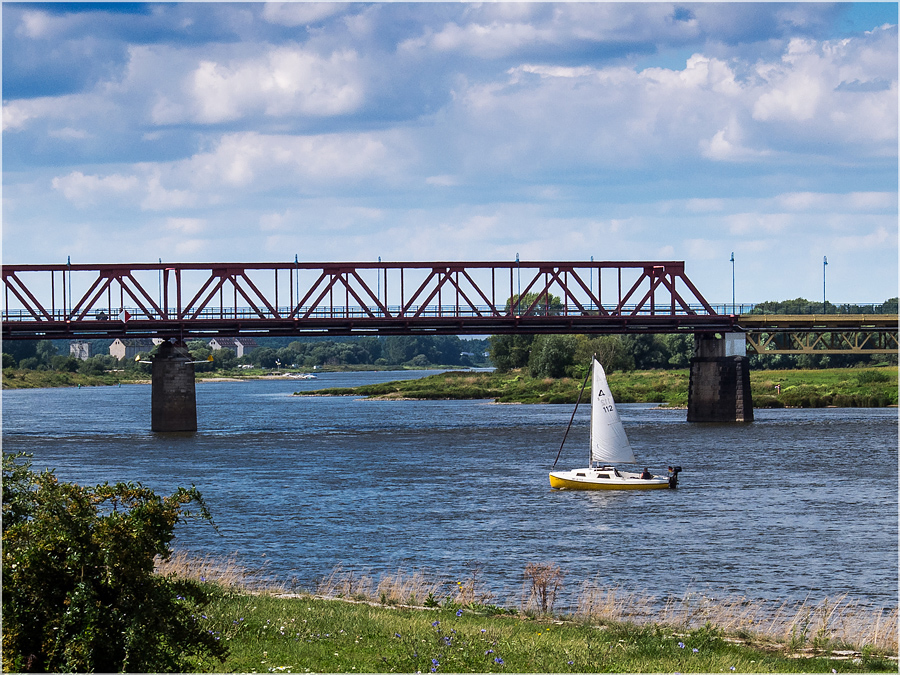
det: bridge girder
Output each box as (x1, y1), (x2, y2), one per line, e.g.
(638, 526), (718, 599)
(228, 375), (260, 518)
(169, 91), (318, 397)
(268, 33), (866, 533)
(2, 260), (732, 339)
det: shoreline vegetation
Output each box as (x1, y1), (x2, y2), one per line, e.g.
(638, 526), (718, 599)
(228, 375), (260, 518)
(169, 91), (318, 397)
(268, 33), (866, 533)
(156, 553), (897, 673)
(4, 365), (897, 409)
(294, 367), (898, 408)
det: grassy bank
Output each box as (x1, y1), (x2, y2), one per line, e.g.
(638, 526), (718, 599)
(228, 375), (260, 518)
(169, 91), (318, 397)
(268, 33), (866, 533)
(0, 364), (452, 390)
(299, 367), (898, 407)
(158, 556), (897, 673)
(1, 368), (137, 389)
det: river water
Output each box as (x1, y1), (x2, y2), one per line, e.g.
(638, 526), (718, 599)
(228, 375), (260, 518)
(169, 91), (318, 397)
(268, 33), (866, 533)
(3, 372), (897, 611)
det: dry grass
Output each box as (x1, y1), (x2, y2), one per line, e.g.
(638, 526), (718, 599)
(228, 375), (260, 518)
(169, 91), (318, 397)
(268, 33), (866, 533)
(315, 566), (446, 606)
(574, 586), (898, 653)
(157, 555), (897, 654)
(154, 550), (284, 593)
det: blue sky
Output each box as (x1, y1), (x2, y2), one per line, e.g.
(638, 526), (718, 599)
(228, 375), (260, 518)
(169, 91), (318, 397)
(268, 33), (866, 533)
(3, 2), (897, 304)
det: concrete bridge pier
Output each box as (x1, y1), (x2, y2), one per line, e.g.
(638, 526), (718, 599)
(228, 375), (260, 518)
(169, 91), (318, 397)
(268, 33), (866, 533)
(151, 340), (197, 432)
(687, 333), (754, 423)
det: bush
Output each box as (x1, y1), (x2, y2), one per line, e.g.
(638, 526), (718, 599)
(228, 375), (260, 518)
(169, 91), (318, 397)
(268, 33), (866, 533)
(2, 452), (227, 672)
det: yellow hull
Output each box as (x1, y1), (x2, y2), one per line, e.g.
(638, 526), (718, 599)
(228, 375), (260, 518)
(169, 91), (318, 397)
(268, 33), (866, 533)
(548, 470), (671, 490)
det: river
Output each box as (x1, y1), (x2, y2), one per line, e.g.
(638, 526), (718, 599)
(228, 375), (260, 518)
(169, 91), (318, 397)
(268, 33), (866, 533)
(3, 371), (897, 611)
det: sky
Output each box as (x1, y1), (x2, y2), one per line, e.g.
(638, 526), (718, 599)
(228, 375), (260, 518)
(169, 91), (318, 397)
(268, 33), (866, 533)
(2, 2), (898, 305)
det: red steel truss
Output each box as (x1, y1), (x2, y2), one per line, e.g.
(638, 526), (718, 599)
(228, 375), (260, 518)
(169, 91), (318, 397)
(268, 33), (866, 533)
(2, 260), (734, 340)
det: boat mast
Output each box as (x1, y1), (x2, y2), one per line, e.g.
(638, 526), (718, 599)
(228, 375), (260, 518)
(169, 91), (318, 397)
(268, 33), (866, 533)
(552, 356), (592, 468)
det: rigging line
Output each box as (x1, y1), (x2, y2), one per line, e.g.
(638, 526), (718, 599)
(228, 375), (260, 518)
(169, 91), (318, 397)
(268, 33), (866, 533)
(552, 355), (593, 468)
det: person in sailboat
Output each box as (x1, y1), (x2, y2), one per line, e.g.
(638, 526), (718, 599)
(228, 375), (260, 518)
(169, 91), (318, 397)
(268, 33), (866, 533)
(640, 468), (652, 479)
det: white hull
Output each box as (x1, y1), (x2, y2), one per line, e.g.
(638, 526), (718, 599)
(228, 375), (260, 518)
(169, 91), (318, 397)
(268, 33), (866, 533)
(549, 466), (671, 490)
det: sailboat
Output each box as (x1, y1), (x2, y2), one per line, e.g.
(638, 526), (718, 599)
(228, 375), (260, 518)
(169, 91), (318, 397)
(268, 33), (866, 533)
(548, 358), (681, 490)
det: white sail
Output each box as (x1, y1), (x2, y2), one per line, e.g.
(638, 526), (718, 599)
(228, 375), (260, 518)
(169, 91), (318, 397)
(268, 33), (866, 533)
(590, 359), (637, 464)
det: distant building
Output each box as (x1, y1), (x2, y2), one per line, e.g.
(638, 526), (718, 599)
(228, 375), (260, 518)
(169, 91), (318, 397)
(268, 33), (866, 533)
(70, 341), (92, 360)
(208, 337), (259, 358)
(109, 338), (164, 360)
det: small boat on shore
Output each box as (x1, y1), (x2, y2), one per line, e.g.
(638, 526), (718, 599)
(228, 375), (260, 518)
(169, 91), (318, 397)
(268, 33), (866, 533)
(549, 358), (681, 491)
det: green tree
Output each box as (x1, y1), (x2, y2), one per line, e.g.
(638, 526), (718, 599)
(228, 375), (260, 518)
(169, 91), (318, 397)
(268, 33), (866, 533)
(50, 355), (81, 372)
(573, 335), (635, 373)
(35, 340), (58, 367)
(505, 292), (562, 316)
(249, 346), (278, 368)
(211, 348), (237, 370)
(529, 335), (577, 378)
(488, 334), (535, 372)
(2, 452), (226, 673)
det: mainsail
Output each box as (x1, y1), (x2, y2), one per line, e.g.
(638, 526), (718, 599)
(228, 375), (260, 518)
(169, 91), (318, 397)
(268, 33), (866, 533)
(590, 359), (637, 464)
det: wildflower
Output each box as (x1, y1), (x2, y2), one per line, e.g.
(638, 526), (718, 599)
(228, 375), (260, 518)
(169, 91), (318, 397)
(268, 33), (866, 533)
(486, 649), (494, 655)
(481, 628), (486, 633)
(730, 668), (735, 672)
(568, 661), (574, 665)
(677, 642), (685, 649)
(395, 633), (402, 638)
(432, 620), (440, 627)
(494, 657), (504, 665)
(692, 648), (698, 653)
(456, 609), (463, 617)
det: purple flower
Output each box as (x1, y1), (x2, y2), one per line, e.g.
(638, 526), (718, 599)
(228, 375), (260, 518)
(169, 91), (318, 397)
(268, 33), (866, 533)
(692, 648), (699, 653)
(432, 620), (440, 627)
(494, 657), (504, 665)
(456, 609), (463, 617)
(677, 642), (685, 649)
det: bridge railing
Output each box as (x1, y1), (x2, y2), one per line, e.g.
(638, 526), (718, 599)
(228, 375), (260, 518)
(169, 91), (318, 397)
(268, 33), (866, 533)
(2, 302), (727, 323)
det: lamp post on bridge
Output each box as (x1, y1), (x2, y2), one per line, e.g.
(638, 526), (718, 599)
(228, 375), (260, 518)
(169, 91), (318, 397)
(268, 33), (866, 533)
(823, 255), (828, 314)
(730, 252), (735, 315)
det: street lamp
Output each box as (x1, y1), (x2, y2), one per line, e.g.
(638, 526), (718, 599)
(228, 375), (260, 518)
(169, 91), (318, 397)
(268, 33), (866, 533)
(515, 252), (520, 315)
(730, 252), (735, 315)
(590, 255), (594, 311)
(823, 256), (828, 313)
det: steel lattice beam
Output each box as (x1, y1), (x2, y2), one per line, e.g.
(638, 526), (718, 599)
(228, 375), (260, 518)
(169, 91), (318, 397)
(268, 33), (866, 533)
(2, 260), (733, 339)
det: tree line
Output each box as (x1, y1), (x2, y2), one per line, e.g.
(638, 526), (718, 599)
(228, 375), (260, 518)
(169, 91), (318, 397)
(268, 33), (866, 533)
(1, 335), (491, 374)
(2, 296), (896, 376)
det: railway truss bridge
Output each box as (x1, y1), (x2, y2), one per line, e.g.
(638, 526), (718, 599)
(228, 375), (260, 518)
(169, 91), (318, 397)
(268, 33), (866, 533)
(3, 260), (896, 428)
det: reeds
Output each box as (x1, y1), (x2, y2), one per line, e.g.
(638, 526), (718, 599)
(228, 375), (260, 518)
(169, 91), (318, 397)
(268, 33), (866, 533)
(154, 550), (284, 593)
(156, 555), (897, 654)
(315, 565), (446, 606)
(573, 585), (898, 653)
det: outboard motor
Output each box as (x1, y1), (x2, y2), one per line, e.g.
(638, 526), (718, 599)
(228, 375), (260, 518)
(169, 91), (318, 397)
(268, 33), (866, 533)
(667, 466), (682, 489)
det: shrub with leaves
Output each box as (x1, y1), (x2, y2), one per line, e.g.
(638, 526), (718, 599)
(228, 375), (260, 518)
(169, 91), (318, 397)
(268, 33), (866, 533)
(2, 452), (227, 672)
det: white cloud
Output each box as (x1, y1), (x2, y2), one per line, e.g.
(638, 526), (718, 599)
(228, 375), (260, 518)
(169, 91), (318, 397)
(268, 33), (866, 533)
(165, 217), (207, 235)
(425, 175), (459, 187)
(141, 174), (197, 211)
(2, 101), (34, 131)
(51, 171), (140, 207)
(16, 10), (56, 39)
(48, 127), (91, 141)
(184, 48), (364, 123)
(261, 2), (345, 27)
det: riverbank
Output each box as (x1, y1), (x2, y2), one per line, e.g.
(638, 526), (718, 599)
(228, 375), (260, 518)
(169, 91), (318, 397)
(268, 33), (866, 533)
(297, 366), (899, 408)
(158, 554), (897, 673)
(0, 364), (456, 390)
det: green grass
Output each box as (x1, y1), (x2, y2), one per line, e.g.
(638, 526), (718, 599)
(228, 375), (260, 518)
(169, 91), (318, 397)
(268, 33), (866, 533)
(299, 367), (898, 408)
(154, 557), (898, 673)
(1, 368), (137, 389)
(178, 590), (896, 673)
